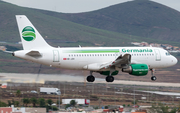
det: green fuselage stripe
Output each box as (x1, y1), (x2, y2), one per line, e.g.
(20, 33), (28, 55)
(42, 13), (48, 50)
(63, 49), (119, 53)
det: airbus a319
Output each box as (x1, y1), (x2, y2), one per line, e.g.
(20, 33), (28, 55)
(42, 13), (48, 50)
(12, 15), (178, 82)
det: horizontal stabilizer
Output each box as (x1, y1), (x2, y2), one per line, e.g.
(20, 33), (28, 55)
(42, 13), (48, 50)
(3, 51), (14, 54)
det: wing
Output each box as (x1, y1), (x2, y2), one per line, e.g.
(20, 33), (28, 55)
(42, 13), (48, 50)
(83, 54), (132, 71)
(100, 54), (131, 69)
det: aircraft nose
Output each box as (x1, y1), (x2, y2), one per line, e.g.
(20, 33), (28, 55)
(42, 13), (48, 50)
(171, 56), (178, 65)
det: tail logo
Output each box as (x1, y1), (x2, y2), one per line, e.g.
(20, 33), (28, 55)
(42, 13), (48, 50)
(22, 26), (36, 41)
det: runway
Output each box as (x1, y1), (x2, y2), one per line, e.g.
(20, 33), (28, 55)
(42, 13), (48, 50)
(0, 73), (180, 87)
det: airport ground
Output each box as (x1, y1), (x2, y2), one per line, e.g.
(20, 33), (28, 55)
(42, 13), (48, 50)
(0, 78), (180, 109)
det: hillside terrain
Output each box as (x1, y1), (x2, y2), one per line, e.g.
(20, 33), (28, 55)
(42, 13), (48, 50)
(39, 0), (180, 42)
(0, 0), (166, 47)
(0, 1), (180, 47)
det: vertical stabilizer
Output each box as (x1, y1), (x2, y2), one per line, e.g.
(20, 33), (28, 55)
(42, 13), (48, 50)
(16, 15), (52, 50)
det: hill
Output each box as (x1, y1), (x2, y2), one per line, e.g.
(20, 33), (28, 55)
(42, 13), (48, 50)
(0, 0), (163, 48)
(1, 0), (180, 47)
(39, 0), (180, 42)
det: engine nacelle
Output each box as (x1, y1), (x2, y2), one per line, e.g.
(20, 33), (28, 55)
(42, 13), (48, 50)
(99, 71), (119, 76)
(122, 64), (148, 76)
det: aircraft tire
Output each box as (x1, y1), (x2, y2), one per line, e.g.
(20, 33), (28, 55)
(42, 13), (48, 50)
(151, 76), (156, 81)
(87, 75), (95, 82)
(106, 76), (114, 82)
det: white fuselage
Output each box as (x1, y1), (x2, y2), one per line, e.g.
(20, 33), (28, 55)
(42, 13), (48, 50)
(14, 46), (177, 71)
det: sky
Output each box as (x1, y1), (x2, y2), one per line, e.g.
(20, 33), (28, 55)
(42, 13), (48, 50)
(2, 0), (180, 13)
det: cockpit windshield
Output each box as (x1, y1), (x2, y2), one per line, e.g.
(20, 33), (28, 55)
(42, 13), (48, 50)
(166, 52), (171, 56)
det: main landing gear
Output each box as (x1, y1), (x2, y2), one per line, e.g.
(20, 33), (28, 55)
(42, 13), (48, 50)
(106, 76), (114, 82)
(150, 69), (157, 81)
(86, 71), (114, 82)
(86, 71), (95, 82)
(106, 66), (115, 82)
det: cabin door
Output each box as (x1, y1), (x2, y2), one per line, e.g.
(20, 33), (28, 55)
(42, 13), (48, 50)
(53, 50), (59, 62)
(154, 49), (161, 61)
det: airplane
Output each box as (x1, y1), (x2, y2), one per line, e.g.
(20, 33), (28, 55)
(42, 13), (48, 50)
(12, 15), (178, 82)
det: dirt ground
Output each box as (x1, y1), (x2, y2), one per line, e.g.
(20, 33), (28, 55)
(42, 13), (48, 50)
(1, 81), (180, 108)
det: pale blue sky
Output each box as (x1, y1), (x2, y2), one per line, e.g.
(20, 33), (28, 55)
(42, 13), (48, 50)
(2, 0), (180, 13)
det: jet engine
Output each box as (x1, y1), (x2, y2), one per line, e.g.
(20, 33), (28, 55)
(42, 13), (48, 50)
(122, 64), (148, 76)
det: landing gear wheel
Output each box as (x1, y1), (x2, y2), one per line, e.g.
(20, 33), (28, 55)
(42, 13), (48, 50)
(151, 76), (156, 81)
(150, 69), (157, 81)
(106, 76), (114, 82)
(87, 75), (95, 82)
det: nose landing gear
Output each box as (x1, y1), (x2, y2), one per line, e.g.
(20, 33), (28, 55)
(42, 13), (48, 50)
(150, 69), (157, 81)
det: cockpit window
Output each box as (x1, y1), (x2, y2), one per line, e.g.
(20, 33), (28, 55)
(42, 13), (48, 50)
(166, 52), (171, 56)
